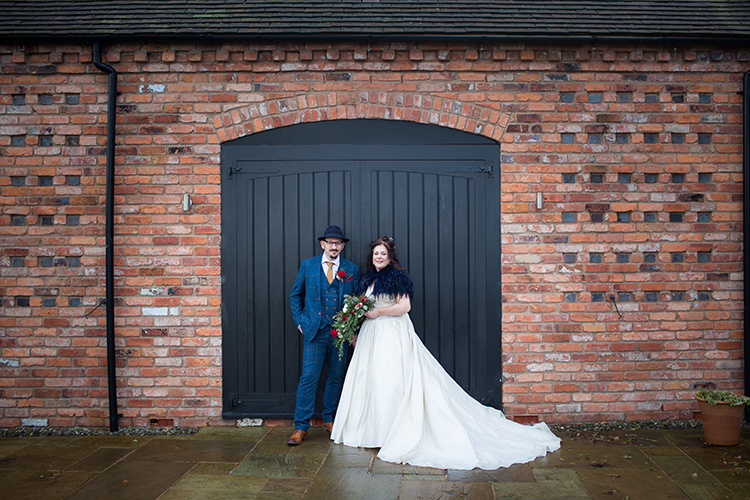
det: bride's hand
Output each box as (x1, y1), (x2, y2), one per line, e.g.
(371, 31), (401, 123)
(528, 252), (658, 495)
(365, 309), (379, 319)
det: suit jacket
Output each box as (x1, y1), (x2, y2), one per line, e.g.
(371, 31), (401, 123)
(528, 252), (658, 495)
(290, 255), (360, 341)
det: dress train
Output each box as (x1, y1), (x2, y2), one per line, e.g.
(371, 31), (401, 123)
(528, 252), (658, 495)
(331, 295), (561, 470)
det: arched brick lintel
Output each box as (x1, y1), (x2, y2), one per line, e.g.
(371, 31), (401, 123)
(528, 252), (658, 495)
(212, 93), (511, 143)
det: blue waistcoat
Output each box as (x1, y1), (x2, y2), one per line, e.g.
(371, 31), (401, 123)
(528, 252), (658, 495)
(322, 276), (341, 326)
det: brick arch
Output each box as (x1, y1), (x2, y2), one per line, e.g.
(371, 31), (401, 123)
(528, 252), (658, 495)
(212, 92), (510, 143)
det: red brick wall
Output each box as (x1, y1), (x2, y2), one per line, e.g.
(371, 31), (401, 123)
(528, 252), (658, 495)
(0, 41), (747, 427)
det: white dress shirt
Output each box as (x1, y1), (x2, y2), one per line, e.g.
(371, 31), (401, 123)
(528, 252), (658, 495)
(322, 254), (340, 276)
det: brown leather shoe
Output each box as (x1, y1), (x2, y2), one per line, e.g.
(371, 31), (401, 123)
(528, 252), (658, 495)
(287, 429), (308, 446)
(322, 421), (333, 433)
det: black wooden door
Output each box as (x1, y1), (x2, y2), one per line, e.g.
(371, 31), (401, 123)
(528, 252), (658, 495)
(360, 161), (496, 401)
(222, 120), (501, 419)
(222, 162), (358, 417)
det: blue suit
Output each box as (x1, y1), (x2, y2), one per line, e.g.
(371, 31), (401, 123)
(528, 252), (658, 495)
(290, 255), (359, 430)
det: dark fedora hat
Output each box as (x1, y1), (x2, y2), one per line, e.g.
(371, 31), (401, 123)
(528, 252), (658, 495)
(318, 225), (349, 242)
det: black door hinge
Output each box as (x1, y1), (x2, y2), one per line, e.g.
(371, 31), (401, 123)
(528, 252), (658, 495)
(482, 160), (494, 177)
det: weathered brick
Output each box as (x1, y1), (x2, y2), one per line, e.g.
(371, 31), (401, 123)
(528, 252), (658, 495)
(0, 40), (744, 428)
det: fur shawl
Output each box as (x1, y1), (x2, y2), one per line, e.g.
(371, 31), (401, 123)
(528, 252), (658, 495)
(356, 264), (413, 300)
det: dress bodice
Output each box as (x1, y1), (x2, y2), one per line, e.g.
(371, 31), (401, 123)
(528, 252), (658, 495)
(371, 295), (398, 308)
(366, 283), (399, 308)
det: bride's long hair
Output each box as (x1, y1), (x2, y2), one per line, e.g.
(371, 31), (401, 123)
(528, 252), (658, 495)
(365, 236), (405, 272)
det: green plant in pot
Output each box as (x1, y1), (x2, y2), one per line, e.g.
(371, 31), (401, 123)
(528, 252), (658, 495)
(695, 388), (749, 446)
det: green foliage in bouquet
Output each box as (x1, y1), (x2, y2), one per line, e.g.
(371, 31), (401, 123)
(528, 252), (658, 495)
(331, 294), (374, 360)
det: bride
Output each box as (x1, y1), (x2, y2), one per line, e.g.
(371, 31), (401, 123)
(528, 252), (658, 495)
(331, 236), (561, 470)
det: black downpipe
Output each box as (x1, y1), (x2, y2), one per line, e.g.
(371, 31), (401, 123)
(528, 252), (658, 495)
(744, 70), (750, 421)
(93, 43), (119, 432)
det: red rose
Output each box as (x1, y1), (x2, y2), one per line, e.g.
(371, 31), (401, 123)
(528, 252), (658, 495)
(342, 315), (349, 321)
(330, 328), (338, 338)
(337, 270), (347, 278)
(360, 296), (366, 300)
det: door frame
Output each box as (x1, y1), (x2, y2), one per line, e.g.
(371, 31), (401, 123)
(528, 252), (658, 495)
(221, 119), (503, 418)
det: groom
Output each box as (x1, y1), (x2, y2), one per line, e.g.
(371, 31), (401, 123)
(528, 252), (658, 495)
(288, 225), (359, 445)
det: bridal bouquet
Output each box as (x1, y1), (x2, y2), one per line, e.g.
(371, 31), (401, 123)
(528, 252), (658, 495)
(331, 294), (374, 360)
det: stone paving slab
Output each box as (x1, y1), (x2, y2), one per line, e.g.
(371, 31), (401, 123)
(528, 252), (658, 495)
(679, 443), (750, 472)
(160, 474), (266, 500)
(534, 469), (590, 498)
(0, 427), (748, 500)
(304, 466), (402, 500)
(62, 459), (194, 500)
(369, 459), (446, 476)
(399, 480), (494, 499)
(323, 442), (374, 468)
(563, 429), (675, 447)
(576, 467), (690, 500)
(185, 426), (268, 443)
(0, 439), (33, 458)
(231, 451), (327, 477)
(72, 435), (154, 448)
(447, 462), (535, 482)
(189, 462), (238, 475)
(126, 437), (252, 463)
(4, 470), (97, 500)
(709, 466), (750, 485)
(651, 456), (721, 484)
(534, 444), (654, 470)
(491, 480), (544, 499)
(257, 476), (310, 499)
(639, 445), (685, 458)
(0, 442), (99, 471)
(65, 447), (132, 473)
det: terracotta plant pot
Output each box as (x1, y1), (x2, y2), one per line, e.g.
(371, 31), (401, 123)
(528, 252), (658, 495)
(696, 396), (745, 446)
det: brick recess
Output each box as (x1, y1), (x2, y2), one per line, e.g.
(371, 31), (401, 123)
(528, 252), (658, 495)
(0, 41), (747, 427)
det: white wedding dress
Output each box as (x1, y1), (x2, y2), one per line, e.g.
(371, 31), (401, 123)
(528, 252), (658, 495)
(331, 293), (561, 470)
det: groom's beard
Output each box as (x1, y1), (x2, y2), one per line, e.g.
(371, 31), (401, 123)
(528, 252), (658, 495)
(324, 248), (341, 260)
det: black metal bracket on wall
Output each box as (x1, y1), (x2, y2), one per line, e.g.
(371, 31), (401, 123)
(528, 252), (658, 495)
(608, 294), (623, 320)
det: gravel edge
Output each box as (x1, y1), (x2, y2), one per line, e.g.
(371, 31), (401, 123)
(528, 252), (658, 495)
(550, 419), (706, 432)
(3, 418), (746, 438)
(0, 426), (201, 438)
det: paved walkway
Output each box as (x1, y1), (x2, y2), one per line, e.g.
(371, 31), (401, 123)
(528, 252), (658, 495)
(1, 425), (748, 499)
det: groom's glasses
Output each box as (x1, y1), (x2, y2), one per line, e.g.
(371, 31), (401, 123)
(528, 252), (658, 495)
(323, 240), (344, 247)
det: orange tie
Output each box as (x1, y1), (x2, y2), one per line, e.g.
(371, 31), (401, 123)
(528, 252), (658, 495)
(326, 262), (334, 284)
